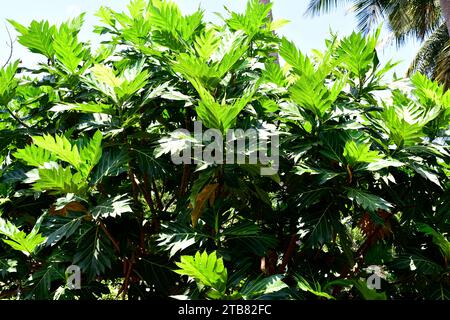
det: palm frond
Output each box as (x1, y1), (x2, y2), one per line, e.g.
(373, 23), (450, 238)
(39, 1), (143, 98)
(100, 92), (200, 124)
(388, 0), (442, 44)
(305, 0), (352, 17)
(353, 0), (389, 35)
(434, 40), (450, 90)
(408, 23), (449, 78)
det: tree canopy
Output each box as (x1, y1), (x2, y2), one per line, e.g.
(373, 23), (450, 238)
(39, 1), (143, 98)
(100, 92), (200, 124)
(0, 0), (449, 300)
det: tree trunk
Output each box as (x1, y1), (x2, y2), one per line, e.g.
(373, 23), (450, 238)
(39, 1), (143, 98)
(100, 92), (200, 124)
(260, 0), (274, 22)
(440, 0), (450, 35)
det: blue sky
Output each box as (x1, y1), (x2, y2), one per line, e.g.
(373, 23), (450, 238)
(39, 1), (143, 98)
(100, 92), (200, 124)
(0, 0), (420, 79)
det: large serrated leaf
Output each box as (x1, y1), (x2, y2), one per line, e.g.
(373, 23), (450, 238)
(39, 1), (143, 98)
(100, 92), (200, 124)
(13, 145), (56, 168)
(44, 215), (84, 247)
(175, 251), (228, 294)
(53, 19), (86, 73)
(347, 188), (393, 213)
(79, 130), (103, 176)
(0, 217), (46, 256)
(32, 134), (82, 170)
(92, 149), (128, 185)
(91, 194), (132, 219)
(240, 275), (288, 300)
(32, 165), (86, 195)
(9, 19), (56, 58)
(73, 224), (116, 280)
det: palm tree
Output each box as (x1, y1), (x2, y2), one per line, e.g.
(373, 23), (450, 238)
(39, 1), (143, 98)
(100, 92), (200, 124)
(441, 0), (450, 34)
(306, 0), (450, 89)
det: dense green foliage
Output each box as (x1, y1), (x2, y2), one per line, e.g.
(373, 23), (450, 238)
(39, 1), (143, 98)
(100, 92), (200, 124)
(0, 0), (449, 300)
(307, 0), (450, 89)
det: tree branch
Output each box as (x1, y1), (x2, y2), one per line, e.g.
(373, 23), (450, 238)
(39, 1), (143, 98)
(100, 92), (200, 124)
(99, 221), (120, 254)
(2, 24), (15, 69)
(4, 104), (30, 128)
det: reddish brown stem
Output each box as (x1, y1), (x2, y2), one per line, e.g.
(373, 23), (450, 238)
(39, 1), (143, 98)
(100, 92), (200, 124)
(141, 174), (156, 212)
(118, 253), (135, 300)
(99, 221), (120, 254)
(278, 234), (299, 273)
(178, 164), (191, 197)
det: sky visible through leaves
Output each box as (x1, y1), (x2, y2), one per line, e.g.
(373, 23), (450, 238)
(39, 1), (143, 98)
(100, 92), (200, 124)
(0, 0), (420, 79)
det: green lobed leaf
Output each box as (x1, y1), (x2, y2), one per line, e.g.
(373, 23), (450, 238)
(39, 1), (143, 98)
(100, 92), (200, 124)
(91, 194), (133, 219)
(174, 251), (228, 295)
(347, 188), (393, 213)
